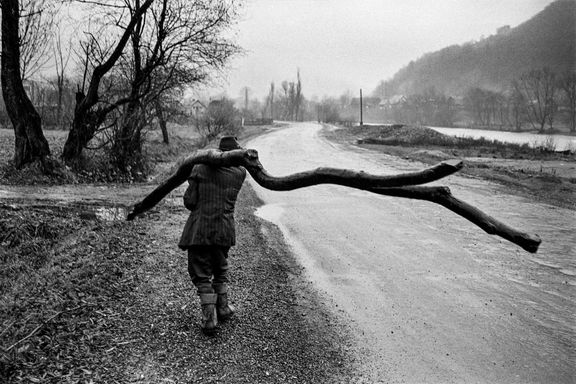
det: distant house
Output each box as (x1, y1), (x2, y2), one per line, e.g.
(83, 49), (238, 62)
(189, 99), (207, 116)
(379, 95), (406, 110)
(350, 97), (381, 109)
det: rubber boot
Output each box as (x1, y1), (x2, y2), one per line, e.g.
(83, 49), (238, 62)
(199, 293), (218, 334)
(213, 284), (235, 321)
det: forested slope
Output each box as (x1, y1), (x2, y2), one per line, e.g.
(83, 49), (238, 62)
(377, 0), (575, 97)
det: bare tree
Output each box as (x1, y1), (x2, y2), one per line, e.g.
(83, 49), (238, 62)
(1, 0), (51, 169)
(19, 0), (58, 80)
(154, 99), (169, 144)
(277, 70), (304, 121)
(508, 81), (527, 131)
(558, 72), (576, 133)
(60, 0), (240, 170)
(515, 68), (558, 133)
(61, 0), (155, 162)
(268, 82), (274, 120)
(294, 69), (302, 121)
(109, 0), (241, 171)
(197, 97), (239, 143)
(50, 27), (72, 127)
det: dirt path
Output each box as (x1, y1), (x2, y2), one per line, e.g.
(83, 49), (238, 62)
(96, 185), (351, 383)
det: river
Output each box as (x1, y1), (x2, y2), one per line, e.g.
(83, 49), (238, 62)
(428, 126), (576, 152)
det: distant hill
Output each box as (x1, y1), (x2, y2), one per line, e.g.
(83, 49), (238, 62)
(376, 0), (576, 98)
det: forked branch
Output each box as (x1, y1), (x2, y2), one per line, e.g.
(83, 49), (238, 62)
(127, 148), (541, 253)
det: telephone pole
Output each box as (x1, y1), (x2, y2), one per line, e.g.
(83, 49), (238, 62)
(360, 89), (363, 126)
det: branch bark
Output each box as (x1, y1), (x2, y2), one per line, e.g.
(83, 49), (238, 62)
(126, 148), (541, 253)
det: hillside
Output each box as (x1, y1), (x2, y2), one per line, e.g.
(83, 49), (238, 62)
(376, 0), (576, 97)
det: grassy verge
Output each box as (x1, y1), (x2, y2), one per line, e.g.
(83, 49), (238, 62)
(324, 124), (576, 210)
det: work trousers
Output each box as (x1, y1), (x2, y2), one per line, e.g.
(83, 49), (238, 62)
(187, 245), (230, 294)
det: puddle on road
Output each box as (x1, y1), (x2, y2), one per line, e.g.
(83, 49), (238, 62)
(94, 206), (128, 221)
(254, 203), (285, 224)
(77, 206), (128, 221)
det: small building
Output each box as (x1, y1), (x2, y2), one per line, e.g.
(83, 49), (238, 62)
(190, 99), (207, 116)
(379, 95), (406, 110)
(350, 97), (381, 109)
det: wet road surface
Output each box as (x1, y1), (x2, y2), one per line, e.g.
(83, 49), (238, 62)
(247, 122), (576, 384)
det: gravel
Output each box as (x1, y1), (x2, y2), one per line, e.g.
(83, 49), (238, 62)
(97, 184), (355, 383)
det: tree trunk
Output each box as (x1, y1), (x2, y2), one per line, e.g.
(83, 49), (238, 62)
(1, 0), (50, 169)
(61, 91), (99, 161)
(111, 96), (145, 171)
(156, 100), (169, 144)
(55, 80), (63, 127)
(126, 149), (541, 253)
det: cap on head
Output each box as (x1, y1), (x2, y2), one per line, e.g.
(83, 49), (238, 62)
(218, 136), (241, 151)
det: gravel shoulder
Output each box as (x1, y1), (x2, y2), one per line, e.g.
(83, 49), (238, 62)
(108, 184), (353, 383)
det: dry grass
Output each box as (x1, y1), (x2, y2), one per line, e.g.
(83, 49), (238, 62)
(0, 205), (150, 382)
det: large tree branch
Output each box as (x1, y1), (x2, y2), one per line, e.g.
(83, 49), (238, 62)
(364, 186), (540, 253)
(126, 148), (541, 253)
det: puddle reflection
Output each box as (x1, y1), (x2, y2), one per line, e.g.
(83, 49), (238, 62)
(93, 206), (127, 221)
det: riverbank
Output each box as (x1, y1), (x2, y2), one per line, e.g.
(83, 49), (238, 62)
(428, 126), (576, 152)
(323, 124), (576, 210)
(433, 124), (576, 136)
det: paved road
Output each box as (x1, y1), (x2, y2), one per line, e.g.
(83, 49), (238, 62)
(247, 122), (575, 384)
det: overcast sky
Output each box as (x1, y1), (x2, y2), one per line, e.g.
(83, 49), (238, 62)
(207, 0), (556, 100)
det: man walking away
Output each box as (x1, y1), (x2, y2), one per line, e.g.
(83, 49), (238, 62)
(178, 136), (246, 334)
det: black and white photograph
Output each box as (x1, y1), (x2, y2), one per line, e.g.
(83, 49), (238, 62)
(0, 0), (574, 382)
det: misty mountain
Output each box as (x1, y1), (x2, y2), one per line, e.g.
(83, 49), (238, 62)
(375, 0), (575, 98)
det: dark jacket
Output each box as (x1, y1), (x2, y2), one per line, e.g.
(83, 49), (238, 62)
(178, 164), (246, 249)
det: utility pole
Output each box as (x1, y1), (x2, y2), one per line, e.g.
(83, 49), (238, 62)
(244, 87), (249, 114)
(270, 91), (274, 121)
(360, 89), (363, 126)
(269, 82), (275, 122)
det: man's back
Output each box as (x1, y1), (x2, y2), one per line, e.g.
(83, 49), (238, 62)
(179, 164), (246, 248)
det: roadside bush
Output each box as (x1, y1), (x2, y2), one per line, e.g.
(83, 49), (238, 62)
(534, 135), (557, 152)
(196, 98), (241, 144)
